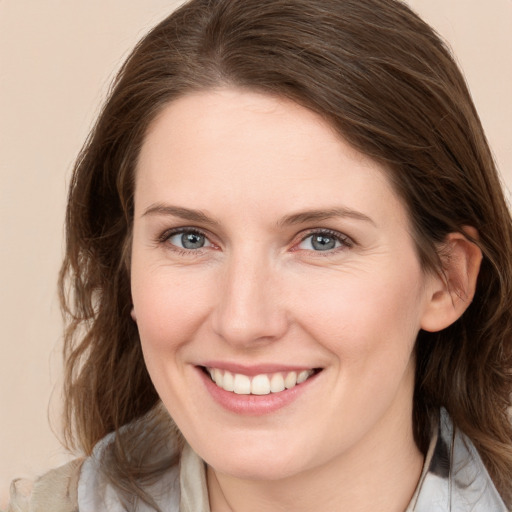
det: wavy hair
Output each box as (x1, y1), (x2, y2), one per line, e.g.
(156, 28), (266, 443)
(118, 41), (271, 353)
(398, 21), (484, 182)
(60, 0), (512, 508)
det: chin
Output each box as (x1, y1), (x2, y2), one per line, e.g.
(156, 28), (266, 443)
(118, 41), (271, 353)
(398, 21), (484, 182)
(211, 456), (302, 481)
(197, 434), (313, 481)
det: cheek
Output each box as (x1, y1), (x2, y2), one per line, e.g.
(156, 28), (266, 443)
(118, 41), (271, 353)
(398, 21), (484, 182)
(131, 264), (214, 354)
(290, 261), (426, 365)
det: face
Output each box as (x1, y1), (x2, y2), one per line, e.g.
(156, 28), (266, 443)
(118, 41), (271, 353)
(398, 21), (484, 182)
(131, 88), (438, 481)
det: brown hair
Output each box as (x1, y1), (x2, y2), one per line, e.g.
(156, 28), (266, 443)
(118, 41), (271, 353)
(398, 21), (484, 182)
(60, 0), (512, 507)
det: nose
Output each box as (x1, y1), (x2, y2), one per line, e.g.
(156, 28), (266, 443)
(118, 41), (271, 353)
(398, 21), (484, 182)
(211, 251), (289, 348)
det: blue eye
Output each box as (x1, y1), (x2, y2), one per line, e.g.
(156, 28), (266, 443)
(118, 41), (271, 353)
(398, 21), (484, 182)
(298, 232), (348, 251)
(168, 230), (212, 250)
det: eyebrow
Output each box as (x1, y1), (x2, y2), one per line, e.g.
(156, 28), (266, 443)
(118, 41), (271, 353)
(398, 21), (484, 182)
(143, 203), (375, 228)
(142, 204), (220, 227)
(278, 207), (375, 227)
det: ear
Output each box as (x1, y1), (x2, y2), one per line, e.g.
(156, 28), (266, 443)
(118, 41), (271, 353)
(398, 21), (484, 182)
(420, 227), (482, 332)
(131, 306), (137, 322)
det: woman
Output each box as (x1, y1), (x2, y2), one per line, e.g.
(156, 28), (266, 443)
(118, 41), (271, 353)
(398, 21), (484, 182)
(8, 0), (512, 510)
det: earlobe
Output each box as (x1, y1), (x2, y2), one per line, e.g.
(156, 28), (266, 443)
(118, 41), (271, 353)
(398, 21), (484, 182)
(420, 228), (482, 333)
(131, 307), (137, 322)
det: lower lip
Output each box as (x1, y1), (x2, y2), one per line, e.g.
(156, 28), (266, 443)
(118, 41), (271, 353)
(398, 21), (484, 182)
(197, 367), (320, 415)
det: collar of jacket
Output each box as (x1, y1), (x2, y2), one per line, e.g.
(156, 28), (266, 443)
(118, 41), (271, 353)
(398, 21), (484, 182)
(407, 408), (507, 511)
(75, 408), (507, 512)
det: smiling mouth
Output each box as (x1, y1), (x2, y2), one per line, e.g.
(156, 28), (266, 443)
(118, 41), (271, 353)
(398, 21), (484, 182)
(202, 367), (321, 395)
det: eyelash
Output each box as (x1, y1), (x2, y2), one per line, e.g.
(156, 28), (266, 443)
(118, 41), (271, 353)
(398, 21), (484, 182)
(296, 229), (354, 255)
(157, 227), (214, 256)
(157, 227), (354, 256)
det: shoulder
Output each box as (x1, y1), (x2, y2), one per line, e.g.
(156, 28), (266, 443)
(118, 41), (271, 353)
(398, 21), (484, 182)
(6, 406), (192, 512)
(77, 431), (183, 512)
(411, 408), (509, 511)
(7, 458), (83, 512)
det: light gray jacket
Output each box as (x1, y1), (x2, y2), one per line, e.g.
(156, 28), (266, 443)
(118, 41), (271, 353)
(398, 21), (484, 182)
(7, 409), (508, 511)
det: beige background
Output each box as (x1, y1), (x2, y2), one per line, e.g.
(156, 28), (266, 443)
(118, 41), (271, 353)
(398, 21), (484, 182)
(1, 0), (511, 507)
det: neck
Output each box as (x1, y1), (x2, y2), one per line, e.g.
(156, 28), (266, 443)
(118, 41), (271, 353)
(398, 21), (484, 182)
(206, 406), (424, 512)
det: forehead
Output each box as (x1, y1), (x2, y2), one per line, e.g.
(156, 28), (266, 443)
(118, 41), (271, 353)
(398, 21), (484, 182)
(135, 87), (407, 228)
(139, 88), (352, 171)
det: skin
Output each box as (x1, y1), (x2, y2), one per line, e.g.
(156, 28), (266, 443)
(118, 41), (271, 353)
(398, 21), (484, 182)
(130, 88), (478, 511)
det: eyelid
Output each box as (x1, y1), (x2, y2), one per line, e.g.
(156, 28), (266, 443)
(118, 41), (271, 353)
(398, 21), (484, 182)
(155, 226), (353, 254)
(157, 226), (217, 253)
(158, 226), (206, 242)
(293, 228), (354, 252)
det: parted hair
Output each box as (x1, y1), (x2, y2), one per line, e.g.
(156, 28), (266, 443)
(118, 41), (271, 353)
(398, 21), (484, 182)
(60, 0), (512, 508)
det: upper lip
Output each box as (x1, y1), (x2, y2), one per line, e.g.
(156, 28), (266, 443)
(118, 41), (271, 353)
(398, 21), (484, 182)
(199, 361), (320, 376)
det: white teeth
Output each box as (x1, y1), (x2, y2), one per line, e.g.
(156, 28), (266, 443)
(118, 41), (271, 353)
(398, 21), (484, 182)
(207, 368), (315, 395)
(233, 373), (251, 394)
(297, 370), (310, 384)
(270, 373), (285, 392)
(213, 368), (223, 387)
(251, 374), (271, 395)
(223, 371), (234, 392)
(284, 371), (297, 389)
